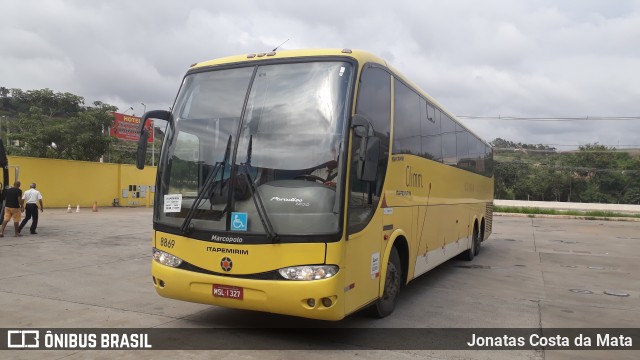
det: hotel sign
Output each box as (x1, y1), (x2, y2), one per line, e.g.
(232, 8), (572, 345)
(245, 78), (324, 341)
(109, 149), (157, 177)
(110, 112), (154, 142)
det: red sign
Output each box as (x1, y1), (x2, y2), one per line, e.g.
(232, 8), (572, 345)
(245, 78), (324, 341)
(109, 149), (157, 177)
(110, 112), (154, 142)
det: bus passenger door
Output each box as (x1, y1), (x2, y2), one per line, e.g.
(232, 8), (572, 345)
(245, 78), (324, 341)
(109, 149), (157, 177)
(344, 132), (388, 314)
(343, 65), (391, 315)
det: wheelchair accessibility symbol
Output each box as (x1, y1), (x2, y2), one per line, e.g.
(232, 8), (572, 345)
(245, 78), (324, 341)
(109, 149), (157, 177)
(231, 212), (248, 231)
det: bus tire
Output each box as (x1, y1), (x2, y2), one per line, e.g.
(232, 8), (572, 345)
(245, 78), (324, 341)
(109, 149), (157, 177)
(461, 227), (478, 261)
(473, 225), (481, 256)
(368, 246), (402, 318)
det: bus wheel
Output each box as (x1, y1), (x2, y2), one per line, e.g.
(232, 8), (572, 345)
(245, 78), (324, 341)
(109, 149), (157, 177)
(368, 247), (402, 318)
(473, 227), (481, 256)
(462, 228), (478, 261)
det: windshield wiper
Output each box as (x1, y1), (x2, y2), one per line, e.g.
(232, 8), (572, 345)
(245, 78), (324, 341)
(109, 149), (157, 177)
(214, 134), (232, 201)
(239, 135), (280, 243)
(180, 135), (232, 234)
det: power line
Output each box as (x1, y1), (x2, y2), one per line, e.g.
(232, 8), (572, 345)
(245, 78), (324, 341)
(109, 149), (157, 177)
(495, 161), (640, 173)
(458, 115), (640, 121)
(541, 144), (640, 147)
(493, 147), (640, 153)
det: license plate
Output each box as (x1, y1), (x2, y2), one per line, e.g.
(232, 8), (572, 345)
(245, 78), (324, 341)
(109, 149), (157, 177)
(212, 284), (243, 300)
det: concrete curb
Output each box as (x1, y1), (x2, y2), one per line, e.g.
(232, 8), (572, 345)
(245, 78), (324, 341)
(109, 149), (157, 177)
(494, 212), (640, 222)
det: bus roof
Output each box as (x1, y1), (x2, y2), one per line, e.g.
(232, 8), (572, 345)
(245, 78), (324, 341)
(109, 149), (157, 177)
(190, 48), (489, 147)
(191, 48), (387, 69)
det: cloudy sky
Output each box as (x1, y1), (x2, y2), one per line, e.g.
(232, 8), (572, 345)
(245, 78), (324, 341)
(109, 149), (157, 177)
(2, 0), (640, 149)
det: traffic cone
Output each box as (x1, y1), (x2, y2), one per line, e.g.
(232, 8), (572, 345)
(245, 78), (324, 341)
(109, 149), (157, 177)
(76, 204), (80, 213)
(92, 201), (98, 212)
(67, 204), (72, 213)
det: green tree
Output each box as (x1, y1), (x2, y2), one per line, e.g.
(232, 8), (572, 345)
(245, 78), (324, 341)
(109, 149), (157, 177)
(623, 187), (640, 204)
(9, 98), (116, 161)
(492, 140), (640, 204)
(2, 86), (166, 165)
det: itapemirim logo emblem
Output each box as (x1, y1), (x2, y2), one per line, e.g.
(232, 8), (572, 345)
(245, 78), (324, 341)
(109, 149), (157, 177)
(220, 257), (233, 272)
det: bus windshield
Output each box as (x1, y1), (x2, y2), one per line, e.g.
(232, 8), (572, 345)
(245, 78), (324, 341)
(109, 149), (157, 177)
(157, 61), (353, 238)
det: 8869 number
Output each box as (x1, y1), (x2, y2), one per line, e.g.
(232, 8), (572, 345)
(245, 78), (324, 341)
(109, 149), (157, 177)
(160, 237), (175, 249)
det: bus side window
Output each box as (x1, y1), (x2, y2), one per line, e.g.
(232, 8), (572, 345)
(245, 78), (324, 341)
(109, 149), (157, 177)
(348, 66), (391, 234)
(441, 114), (457, 165)
(422, 100), (442, 162)
(392, 79), (421, 156)
(456, 131), (469, 170)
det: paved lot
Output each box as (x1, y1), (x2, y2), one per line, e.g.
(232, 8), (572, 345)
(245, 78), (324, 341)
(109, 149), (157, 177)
(0, 208), (638, 359)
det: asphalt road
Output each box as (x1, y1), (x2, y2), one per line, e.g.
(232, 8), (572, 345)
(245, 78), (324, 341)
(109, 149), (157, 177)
(0, 208), (638, 359)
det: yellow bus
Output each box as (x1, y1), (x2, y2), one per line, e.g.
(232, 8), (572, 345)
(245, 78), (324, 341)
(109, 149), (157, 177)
(136, 48), (494, 320)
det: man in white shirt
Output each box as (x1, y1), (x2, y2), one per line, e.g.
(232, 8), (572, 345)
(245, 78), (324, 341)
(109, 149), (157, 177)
(19, 183), (44, 235)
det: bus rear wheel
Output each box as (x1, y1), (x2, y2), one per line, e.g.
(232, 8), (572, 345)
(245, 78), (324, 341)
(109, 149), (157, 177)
(368, 247), (402, 318)
(462, 226), (479, 261)
(474, 226), (481, 256)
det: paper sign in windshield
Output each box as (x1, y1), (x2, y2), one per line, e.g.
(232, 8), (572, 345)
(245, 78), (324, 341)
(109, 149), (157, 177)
(164, 194), (182, 213)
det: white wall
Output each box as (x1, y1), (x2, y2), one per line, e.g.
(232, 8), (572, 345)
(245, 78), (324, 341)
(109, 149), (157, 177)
(494, 200), (640, 213)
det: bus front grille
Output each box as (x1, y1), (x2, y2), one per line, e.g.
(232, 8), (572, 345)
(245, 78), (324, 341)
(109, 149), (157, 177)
(177, 262), (283, 280)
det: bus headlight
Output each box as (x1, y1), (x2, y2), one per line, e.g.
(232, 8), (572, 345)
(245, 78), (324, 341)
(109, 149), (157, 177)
(153, 248), (183, 267)
(278, 265), (338, 280)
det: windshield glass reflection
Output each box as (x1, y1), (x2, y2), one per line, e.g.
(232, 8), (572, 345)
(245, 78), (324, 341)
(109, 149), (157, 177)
(234, 62), (351, 235)
(157, 61), (353, 237)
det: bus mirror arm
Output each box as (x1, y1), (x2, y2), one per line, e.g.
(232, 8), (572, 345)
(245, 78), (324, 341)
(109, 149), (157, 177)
(0, 139), (8, 214)
(135, 110), (172, 170)
(136, 129), (149, 169)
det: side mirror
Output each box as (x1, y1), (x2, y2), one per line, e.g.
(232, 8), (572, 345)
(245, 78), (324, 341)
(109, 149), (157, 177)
(351, 114), (379, 182)
(351, 114), (370, 138)
(136, 110), (171, 170)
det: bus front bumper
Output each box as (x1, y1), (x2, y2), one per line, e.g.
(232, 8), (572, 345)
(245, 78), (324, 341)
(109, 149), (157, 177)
(152, 261), (346, 321)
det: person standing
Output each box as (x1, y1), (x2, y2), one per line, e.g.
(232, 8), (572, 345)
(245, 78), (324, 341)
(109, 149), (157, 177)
(20, 183), (44, 235)
(1, 181), (24, 237)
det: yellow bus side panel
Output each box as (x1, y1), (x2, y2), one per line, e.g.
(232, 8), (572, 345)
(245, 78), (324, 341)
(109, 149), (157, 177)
(383, 155), (493, 280)
(343, 219), (384, 315)
(384, 207), (415, 284)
